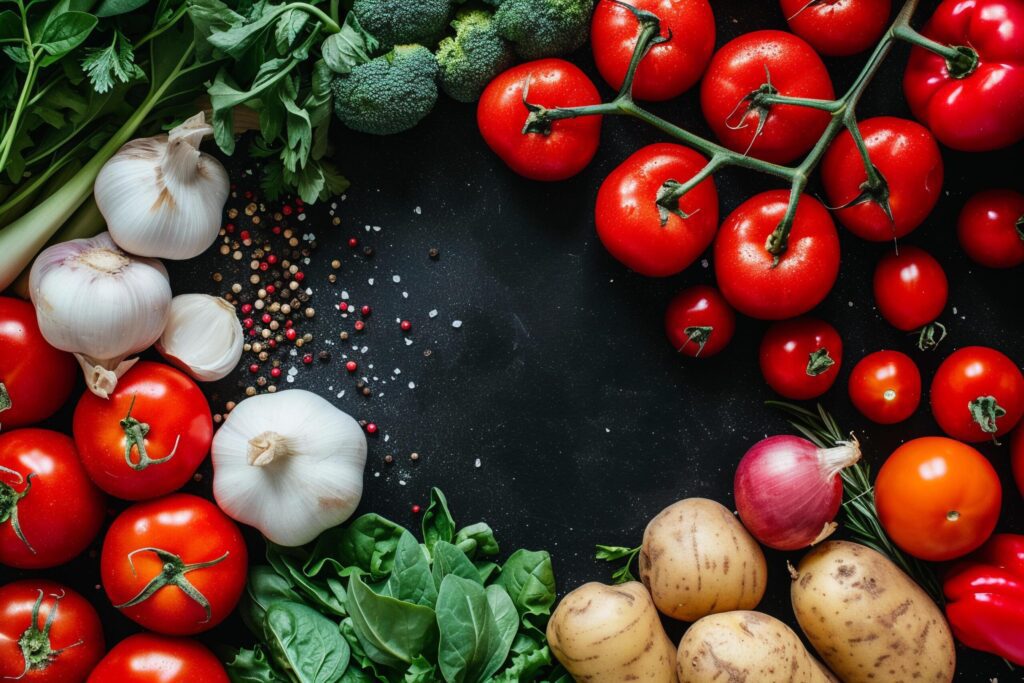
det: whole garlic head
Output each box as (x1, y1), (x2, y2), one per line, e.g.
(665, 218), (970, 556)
(157, 293), (244, 382)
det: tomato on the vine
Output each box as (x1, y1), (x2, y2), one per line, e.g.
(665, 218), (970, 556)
(0, 297), (76, 429)
(478, 59), (602, 181)
(872, 245), (947, 344)
(86, 633), (229, 683)
(848, 350), (921, 424)
(780, 0), (892, 57)
(700, 30), (835, 164)
(73, 361), (212, 501)
(100, 493), (247, 635)
(0, 580), (104, 683)
(664, 286), (736, 358)
(875, 436), (1001, 561)
(903, 0), (1024, 151)
(1013, 427), (1024, 497)
(713, 191), (840, 320)
(0, 429), (105, 569)
(821, 117), (944, 242)
(759, 317), (842, 400)
(595, 143), (719, 277)
(931, 346), (1024, 443)
(957, 189), (1024, 269)
(591, 0), (715, 101)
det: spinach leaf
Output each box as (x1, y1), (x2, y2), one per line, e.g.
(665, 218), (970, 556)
(320, 12), (377, 75)
(346, 573), (438, 670)
(474, 561), (500, 585)
(206, 1), (287, 58)
(266, 545), (345, 616)
(265, 602), (350, 683)
(274, 8), (308, 52)
(491, 646), (553, 683)
(383, 531), (437, 607)
(484, 585), (519, 677)
(338, 668), (374, 683)
(402, 656), (437, 682)
(421, 488), (456, 553)
(436, 575), (505, 683)
(454, 522), (499, 559)
(306, 514), (405, 581)
(497, 550), (556, 617)
(431, 542), (481, 589)
(242, 565), (304, 638)
(225, 645), (289, 682)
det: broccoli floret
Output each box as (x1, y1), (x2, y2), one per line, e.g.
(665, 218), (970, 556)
(492, 0), (595, 59)
(436, 10), (515, 103)
(352, 0), (455, 47)
(332, 45), (440, 135)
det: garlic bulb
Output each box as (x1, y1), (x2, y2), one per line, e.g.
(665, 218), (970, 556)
(212, 390), (367, 546)
(95, 112), (229, 260)
(29, 232), (171, 398)
(157, 294), (243, 382)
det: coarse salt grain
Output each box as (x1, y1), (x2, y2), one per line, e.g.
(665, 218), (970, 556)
(392, 275), (401, 283)
(452, 320), (463, 328)
(429, 309), (438, 318)
(408, 381), (415, 389)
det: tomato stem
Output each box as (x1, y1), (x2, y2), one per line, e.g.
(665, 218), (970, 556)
(915, 321), (947, 351)
(0, 382), (10, 418)
(120, 394), (179, 471)
(0, 466), (36, 554)
(805, 348), (836, 376)
(15, 589), (83, 677)
(892, 25), (979, 78)
(655, 155), (723, 225)
(680, 326), (713, 356)
(114, 546), (230, 623)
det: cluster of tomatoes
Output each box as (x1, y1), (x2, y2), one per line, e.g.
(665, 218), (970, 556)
(0, 297), (237, 681)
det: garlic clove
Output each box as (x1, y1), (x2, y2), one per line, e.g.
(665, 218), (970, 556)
(156, 293), (244, 382)
(74, 355), (140, 399)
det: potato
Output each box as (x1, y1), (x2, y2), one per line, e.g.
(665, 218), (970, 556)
(791, 541), (955, 683)
(677, 611), (837, 683)
(547, 581), (678, 682)
(639, 498), (767, 621)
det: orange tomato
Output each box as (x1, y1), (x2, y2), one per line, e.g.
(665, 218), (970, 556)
(875, 436), (1001, 561)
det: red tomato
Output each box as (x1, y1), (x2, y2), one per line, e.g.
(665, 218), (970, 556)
(1013, 427), (1024, 496)
(847, 350), (921, 424)
(86, 633), (228, 683)
(957, 189), (1024, 269)
(0, 429), (105, 569)
(759, 317), (842, 399)
(73, 361), (212, 501)
(903, 0), (1024, 151)
(875, 436), (1001, 561)
(664, 286), (736, 358)
(478, 59), (602, 181)
(700, 30), (835, 164)
(0, 297), (76, 429)
(781, 0), (892, 56)
(591, 0), (715, 101)
(821, 117), (944, 242)
(713, 191), (840, 320)
(872, 245), (947, 339)
(931, 346), (1024, 443)
(595, 144), (719, 277)
(100, 494), (247, 635)
(0, 580), (104, 683)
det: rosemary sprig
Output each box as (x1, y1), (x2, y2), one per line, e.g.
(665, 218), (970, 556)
(768, 401), (944, 604)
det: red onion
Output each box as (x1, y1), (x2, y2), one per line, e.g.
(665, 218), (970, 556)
(734, 434), (860, 551)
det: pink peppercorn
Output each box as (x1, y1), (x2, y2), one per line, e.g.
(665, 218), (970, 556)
(346, 361), (357, 373)
(366, 423), (378, 435)
(270, 367), (282, 378)
(360, 305), (371, 317)
(348, 238), (358, 248)
(241, 303), (253, 314)
(285, 328), (297, 341)
(400, 320), (412, 332)
(354, 320), (365, 332)
(303, 354), (313, 365)
(249, 364), (259, 374)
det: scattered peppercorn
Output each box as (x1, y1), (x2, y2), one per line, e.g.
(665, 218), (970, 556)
(400, 320), (412, 332)
(365, 423), (378, 435)
(410, 452), (419, 462)
(411, 505), (422, 514)
(362, 246), (375, 258)
(318, 351), (331, 363)
(346, 361), (358, 373)
(428, 248), (440, 260)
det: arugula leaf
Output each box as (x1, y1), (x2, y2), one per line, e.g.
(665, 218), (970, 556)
(436, 575), (506, 683)
(320, 13), (377, 75)
(432, 541), (481, 589)
(497, 550), (557, 618)
(81, 30), (143, 93)
(37, 11), (97, 64)
(492, 646), (553, 683)
(95, 0), (149, 17)
(225, 645), (289, 682)
(402, 656), (437, 683)
(422, 488), (456, 553)
(383, 531), (437, 607)
(265, 602), (350, 683)
(346, 573), (438, 670)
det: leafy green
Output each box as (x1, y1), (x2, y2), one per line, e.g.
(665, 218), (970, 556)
(306, 513), (406, 581)
(436, 575), (508, 683)
(382, 531), (437, 607)
(346, 573), (438, 669)
(265, 602), (351, 683)
(497, 549), (557, 617)
(432, 541), (481, 588)
(594, 544), (641, 584)
(225, 645), (289, 682)
(81, 30), (143, 93)
(421, 487), (456, 552)
(321, 13), (377, 75)
(455, 522), (500, 559)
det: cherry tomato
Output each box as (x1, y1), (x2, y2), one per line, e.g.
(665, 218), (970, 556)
(0, 580), (104, 683)
(1012, 426), (1024, 497)
(73, 361), (212, 501)
(713, 191), (840, 320)
(875, 436), (1001, 561)
(759, 317), (842, 399)
(664, 286), (736, 358)
(821, 117), (944, 242)
(100, 493), (247, 635)
(930, 346), (1024, 443)
(872, 245), (947, 340)
(478, 59), (601, 181)
(595, 143), (719, 277)
(0, 429), (105, 569)
(957, 189), (1024, 269)
(591, 0), (715, 101)
(903, 0), (1024, 151)
(86, 633), (228, 683)
(700, 30), (835, 164)
(847, 350), (921, 424)
(780, 0), (892, 56)
(0, 297), (76, 429)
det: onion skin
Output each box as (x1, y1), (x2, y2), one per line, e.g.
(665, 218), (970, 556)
(734, 435), (859, 551)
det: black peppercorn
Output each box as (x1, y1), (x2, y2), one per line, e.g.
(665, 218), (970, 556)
(428, 248), (440, 260)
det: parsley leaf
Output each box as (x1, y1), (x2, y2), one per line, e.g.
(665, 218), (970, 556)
(81, 30), (143, 93)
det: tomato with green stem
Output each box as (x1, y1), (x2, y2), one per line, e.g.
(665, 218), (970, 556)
(0, 580), (104, 683)
(781, 0), (892, 57)
(821, 117), (943, 242)
(100, 493), (247, 635)
(664, 286), (735, 358)
(848, 350), (921, 424)
(73, 361), (212, 501)
(759, 318), (842, 400)
(875, 436), (1001, 561)
(931, 346), (1024, 443)
(0, 429), (105, 569)
(86, 633), (228, 683)
(957, 189), (1024, 269)
(872, 245), (948, 349)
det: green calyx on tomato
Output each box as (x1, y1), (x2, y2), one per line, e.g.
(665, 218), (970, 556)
(114, 547), (230, 623)
(805, 348), (835, 377)
(120, 395), (177, 471)
(969, 395), (1007, 439)
(828, 164), (895, 225)
(680, 326), (713, 357)
(0, 467), (35, 554)
(723, 71), (778, 156)
(0, 382), (10, 415)
(15, 589), (83, 677)
(915, 321), (947, 352)
(1016, 214), (1024, 241)
(655, 180), (698, 225)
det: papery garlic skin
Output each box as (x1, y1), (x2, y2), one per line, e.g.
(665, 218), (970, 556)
(157, 294), (243, 382)
(212, 390), (367, 546)
(96, 112), (229, 260)
(29, 232), (171, 398)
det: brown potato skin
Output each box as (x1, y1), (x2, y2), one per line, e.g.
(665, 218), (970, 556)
(547, 581), (678, 682)
(639, 498), (767, 621)
(791, 541), (955, 683)
(677, 611), (837, 683)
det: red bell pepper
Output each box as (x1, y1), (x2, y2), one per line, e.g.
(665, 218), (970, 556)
(944, 533), (1024, 665)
